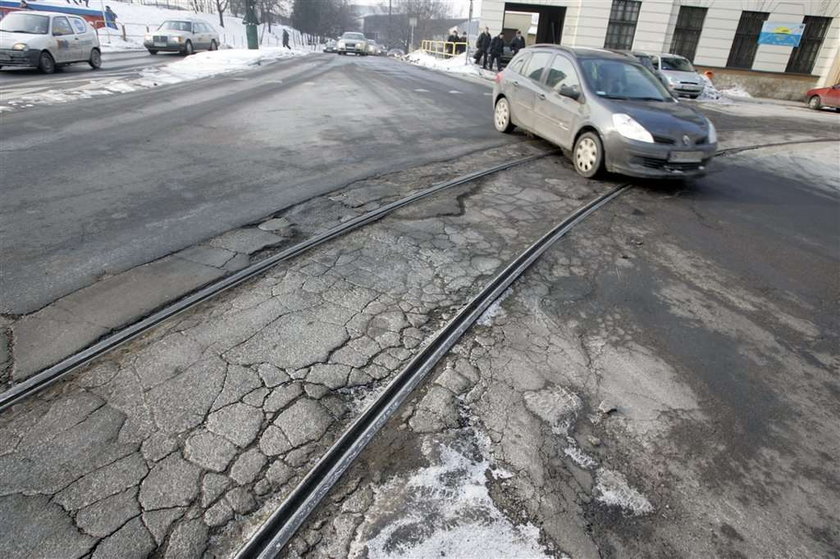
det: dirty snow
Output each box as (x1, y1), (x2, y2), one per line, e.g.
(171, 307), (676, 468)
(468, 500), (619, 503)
(725, 142), (840, 194)
(563, 438), (598, 470)
(476, 289), (512, 327)
(405, 50), (485, 78)
(353, 438), (551, 559)
(594, 469), (654, 516)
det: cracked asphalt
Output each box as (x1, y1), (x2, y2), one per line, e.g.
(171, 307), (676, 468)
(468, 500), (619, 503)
(1, 62), (838, 558)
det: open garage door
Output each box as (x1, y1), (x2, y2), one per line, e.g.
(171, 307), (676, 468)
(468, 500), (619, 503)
(503, 2), (566, 44)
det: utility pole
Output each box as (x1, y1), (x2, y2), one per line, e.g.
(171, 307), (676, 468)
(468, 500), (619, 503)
(244, 0), (259, 49)
(465, 0), (473, 65)
(388, 0), (392, 48)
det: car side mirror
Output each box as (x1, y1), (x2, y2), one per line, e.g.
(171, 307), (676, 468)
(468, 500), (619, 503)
(556, 85), (581, 101)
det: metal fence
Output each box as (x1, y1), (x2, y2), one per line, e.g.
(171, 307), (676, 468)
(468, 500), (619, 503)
(420, 40), (468, 58)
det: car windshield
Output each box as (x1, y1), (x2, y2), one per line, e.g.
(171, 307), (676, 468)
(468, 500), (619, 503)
(581, 58), (671, 101)
(661, 56), (694, 72)
(159, 21), (192, 32)
(342, 32), (365, 40)
(0, 13), (49, 34)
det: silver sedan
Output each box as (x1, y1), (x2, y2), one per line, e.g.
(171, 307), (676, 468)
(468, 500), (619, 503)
(492, 46), (717, 179)
(144, 19), (219, 55)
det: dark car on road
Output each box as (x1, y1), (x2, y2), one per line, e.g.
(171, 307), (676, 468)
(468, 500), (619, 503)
(492, 45), (717, 179)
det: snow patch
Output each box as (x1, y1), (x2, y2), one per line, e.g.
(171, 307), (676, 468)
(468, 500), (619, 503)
(523, 385), (583, 436)
(594, 469), (653, 516)
(563, 438), (598, 470)
(356, 440), (551, 559)
(477, 288), (512, 327)
(405, 51), (485, 78)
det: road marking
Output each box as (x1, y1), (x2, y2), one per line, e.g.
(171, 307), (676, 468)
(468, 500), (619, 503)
(483, 92), (492, 96)
(414, 88), (429, 92)
(231, 77), (247, 81)
(448, 90), (463, 94)
(266, 80), (284, 84)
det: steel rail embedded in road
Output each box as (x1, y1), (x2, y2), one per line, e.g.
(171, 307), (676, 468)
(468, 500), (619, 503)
(234, 182), (632, 559)
(0, 150), (555, 413)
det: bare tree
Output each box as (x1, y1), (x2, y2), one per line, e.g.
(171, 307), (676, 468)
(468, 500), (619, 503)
(216, 0), (228, 27)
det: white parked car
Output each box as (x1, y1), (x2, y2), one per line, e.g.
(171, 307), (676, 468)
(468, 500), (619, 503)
(0, 10), (101, 74)
(651, 53), (705, 98)
(144, 19), (219, 55)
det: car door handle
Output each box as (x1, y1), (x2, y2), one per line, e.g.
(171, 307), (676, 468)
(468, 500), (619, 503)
(538, 93), (546, 100)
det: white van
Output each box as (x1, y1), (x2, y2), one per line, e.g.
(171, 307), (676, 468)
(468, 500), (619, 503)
(0, 10), (101, 74)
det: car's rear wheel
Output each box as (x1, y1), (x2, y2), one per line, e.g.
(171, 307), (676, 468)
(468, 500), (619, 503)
(38, 51), (55, 74)
(182, 40), (193, 56)
(808, 95), (822, 110)
(209, 40), (218, 51)
(148, 49), (158, 55)
(573, 131), (604, 179)
(89, 48), (101, 69)
(494, 97), (515, 133)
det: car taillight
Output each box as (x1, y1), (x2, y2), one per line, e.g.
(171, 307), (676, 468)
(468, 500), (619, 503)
(495, 71), (504, 83)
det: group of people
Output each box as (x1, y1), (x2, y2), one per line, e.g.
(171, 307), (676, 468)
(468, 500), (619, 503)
(473, 27), (526, 72)
(446, 29), (468, 55)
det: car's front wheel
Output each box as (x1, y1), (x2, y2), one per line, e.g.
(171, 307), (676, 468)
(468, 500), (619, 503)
(38, 51), (55, 74)
(573, 131), (604, 179)
(808, 95), (822, 110)
(89, 48), (101, 69)
(494, 97), (515, 133)
(182, 40), (193, 56)
(209, 40), (218, 51)
(148, 49), (158, 55)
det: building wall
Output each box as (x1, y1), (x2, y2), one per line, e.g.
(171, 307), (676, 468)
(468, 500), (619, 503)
(480, 0), (840, 93)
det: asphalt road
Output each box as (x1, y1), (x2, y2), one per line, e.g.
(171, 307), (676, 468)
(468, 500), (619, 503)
(0, 54), (513, 315)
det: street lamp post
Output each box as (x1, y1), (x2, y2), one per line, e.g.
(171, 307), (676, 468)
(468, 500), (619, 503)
(465, 0), (473, 65)
(409, 16), (417, 52)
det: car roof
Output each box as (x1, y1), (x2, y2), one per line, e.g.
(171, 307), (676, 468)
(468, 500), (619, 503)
(523, 45), (634, 60)
(658, 53), (688, 59)
(11, 10), (79, 18)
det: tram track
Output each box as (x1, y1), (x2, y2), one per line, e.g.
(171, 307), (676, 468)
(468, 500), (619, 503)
(230, 136), (840, 558)
(0, 149), (555, 413)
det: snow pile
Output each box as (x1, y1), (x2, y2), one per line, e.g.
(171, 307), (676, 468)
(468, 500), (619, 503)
(719, 85), (753, 98)
(405, 50), (483, 77)
(353, 439), (552, 558)
(141, 47), (306, 81)
(697, 74), (753, 103)
(594, 469), (654, 516)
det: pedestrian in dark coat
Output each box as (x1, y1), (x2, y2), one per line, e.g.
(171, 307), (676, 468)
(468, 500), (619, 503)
(488, 32), (505, 71)
(282, 29), (290, 49)
(475, 26), (491, 68)
(456, 31), (466, 54)
(511, 30), (525, 54)
(447, 31), (458, 55)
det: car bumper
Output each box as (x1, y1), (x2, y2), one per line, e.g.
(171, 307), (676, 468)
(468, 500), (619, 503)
(604, 134), (717, 178)
(0, 49), (41, 69)
(338, 44), (365, 53)
(144, 40), (188, 52)
(671, 84), (704, 96)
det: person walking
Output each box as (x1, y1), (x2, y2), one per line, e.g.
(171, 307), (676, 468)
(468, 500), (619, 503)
(475, 26), (491, 68)
(447, 30), (458, 56)
(104, 6), (117, 25)
(488, 32), (505, 72)
(511, 30), (525, 55)
(282, 29), (290, 49)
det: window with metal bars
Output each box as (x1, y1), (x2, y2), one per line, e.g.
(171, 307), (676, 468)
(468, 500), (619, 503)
(670, 6), (707, 62)
(726, 11), (769, 69)
(786, 16), (832, 74)
(604, 0), (642, 50)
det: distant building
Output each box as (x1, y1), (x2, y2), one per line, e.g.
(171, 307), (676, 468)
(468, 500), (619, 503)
(364, 13), (476, 49)
(479, 0), (840, 100)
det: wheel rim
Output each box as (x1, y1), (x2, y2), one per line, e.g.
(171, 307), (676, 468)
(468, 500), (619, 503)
(575, 137), (598, 172)
(41, 53), (53, 72)
(92, 50), (100, 66)
(810, 96), (820, 109)
(186, 42), (193, 54)
(494, 100), (509, 130)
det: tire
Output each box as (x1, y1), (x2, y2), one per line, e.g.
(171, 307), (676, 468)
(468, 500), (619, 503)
(493, 97), (515, 134)
(182, 40), (193, 56)
(209, 40), (218, 51)
(573, 131), (604, 179)
(88, 48), (101, 69)
(148, 49), (158, 55)
(38, 51), (55, 74)
(808, 95), (822, 110)
(688, 94), (700, 99)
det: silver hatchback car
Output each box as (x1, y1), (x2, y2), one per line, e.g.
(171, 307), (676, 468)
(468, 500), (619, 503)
(493, 46), (717, 179)
(144, 19), (219, 55)
(0, 11), (101, 74)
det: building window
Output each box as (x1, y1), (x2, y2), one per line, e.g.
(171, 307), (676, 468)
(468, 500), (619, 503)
(670, 6), (707, 62)
(727, 11), (769, 69)
(604, 0), (642, 50)
(786, 16), (832, 74)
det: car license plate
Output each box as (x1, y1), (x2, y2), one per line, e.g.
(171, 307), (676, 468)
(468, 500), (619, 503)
(669, 151), (704, 163)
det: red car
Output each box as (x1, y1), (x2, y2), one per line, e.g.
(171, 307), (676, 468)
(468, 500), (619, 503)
(805, 83), (840, 110)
